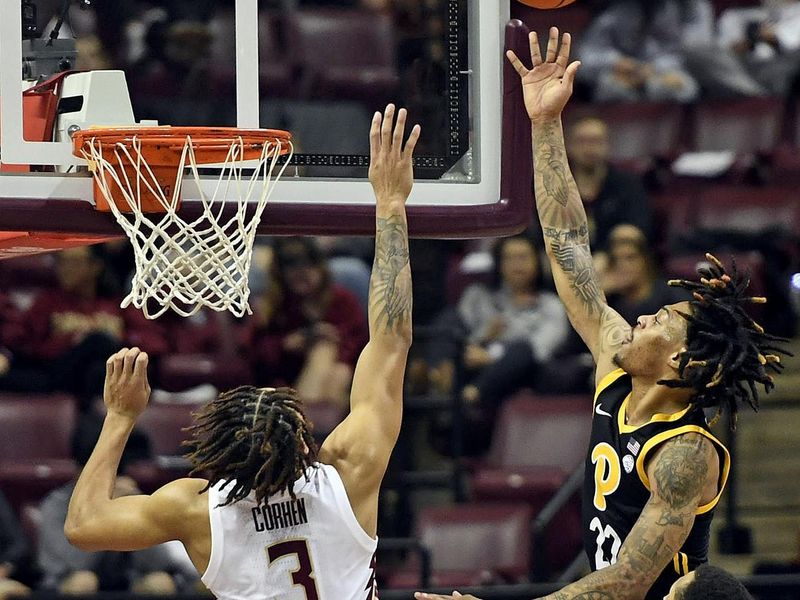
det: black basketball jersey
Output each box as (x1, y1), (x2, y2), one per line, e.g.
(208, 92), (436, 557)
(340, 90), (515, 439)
(581, 368), (730, 600)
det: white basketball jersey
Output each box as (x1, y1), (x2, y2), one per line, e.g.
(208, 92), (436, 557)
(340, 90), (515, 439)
(201, 463), (378, 600)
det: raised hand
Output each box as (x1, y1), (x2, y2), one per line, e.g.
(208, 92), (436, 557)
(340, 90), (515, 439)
(506, 27), (580, 124)
(368, 104), (421, 203)
(103, 347), (151, 420)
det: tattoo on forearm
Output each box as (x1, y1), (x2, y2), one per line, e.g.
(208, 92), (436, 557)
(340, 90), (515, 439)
(656, 509), (685, 527)
(371, 215), (411, 333)
(534, 122), (608, 325)
(653, 435), (710, 510)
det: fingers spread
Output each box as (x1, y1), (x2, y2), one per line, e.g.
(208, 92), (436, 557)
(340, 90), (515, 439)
(369, 111), (382, 158)
(505, 50), (529, 77)
(530, 31), (542, 66)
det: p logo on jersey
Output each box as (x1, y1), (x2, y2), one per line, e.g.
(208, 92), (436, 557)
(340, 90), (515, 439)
(591, 443), (621, 511)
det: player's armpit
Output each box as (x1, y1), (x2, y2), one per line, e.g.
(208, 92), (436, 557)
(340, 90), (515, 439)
(65, 478), (207, 553)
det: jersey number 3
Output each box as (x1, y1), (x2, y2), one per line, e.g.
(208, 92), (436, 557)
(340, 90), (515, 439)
(267, 540), (320, 600)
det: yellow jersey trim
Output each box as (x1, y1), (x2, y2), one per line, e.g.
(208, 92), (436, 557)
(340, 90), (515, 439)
(617, 395), (694, 434)
(593, 368), (627, 407)
(634, 425), (731, 516)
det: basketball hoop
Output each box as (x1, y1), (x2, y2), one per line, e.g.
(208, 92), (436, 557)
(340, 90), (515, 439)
(72, 126), (293, 319)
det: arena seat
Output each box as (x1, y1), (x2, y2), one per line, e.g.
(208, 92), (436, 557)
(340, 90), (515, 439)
(565, 102), (686, 163)
(0, 393), (79, 510)
(135, 401), (197, 457)
(471, 393), (590, 574)
(387, 503), (532, 588)
(690, 97), (784, 156)
(0, 253), (57, 290)
(157, 353), (252, 392)
(667, 185), (800, 246)
(126, 400), (198, 493)
(284, 9), (399, 102)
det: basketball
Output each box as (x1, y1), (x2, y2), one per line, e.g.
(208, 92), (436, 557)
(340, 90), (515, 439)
(516, 0), (577, 8)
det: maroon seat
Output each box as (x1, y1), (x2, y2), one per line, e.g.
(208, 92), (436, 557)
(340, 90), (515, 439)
(472, 393), (591, 574)
(691, 97), (784, 155)
(0, 393), (78, 510)
(388, 503), (532, 589)
(0, 253), (57, 290)
(667, 185), (800, 241)
(128, 401), (198, 493)
(285, 10), (399, 102)
(157, 353), (252, 392)
(565, 102), (686, 163)
(135, 402), (197, 457)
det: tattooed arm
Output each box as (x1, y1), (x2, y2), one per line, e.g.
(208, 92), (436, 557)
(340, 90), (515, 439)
(507, 28), (630, 382)
(320, 104), (420, 538)
(532, 433), (718, 600)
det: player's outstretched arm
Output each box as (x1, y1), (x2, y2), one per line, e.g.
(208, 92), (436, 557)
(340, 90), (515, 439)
(415, 433), (717, 600)
(507, 28), (629, 382)
(319, 104), (419, 537)
(64, 348), (205, 555)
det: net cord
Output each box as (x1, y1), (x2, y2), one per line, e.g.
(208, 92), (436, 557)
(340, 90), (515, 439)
(81, 133), (293, 319)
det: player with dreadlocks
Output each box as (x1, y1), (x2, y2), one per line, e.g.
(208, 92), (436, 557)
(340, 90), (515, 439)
(417, 27), (788, 600)
(63, 104), (420, 600)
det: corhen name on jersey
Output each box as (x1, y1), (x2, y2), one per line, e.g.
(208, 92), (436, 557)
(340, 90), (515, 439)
(582, 368), (730, 600)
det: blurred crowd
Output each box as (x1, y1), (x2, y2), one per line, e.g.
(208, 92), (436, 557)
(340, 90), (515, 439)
(0, 0), (799, 597)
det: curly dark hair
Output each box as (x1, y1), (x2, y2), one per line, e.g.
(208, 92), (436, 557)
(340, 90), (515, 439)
(659, 254), (791, 427)
(680, 564), (753, 600)
(183, 386), (318, 506)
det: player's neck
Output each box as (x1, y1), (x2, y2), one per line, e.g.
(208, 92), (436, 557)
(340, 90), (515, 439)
(626, 377), (693, 426)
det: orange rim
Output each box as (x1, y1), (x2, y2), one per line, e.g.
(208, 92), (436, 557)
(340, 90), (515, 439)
(72, 126), (293, 166)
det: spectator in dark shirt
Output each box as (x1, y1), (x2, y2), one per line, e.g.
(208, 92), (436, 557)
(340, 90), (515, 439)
(566, 116), (652, 250)
(603, 225), (687, 326)
(0, 489), (32, 598)
(251, 237), (368, 408)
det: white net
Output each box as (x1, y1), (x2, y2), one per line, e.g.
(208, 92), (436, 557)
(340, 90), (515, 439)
(81, 132), (292, 319)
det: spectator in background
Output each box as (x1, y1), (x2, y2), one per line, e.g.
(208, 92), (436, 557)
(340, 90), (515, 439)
(0, 490), (33, 599)
(716, 0), (800, 96)
(601, 225), (688, 326)
(38, 420), (188, 595)
(0, 246), (167, 409)
(566, 116), (652, 250)
(427, 235), (571, 450)
(577, 0), (705, 103)
(250, 237), (368, 408)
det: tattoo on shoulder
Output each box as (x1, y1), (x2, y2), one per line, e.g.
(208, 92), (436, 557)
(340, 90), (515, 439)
(371, 215), (411, 333)
(653, 434), (711, 510)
